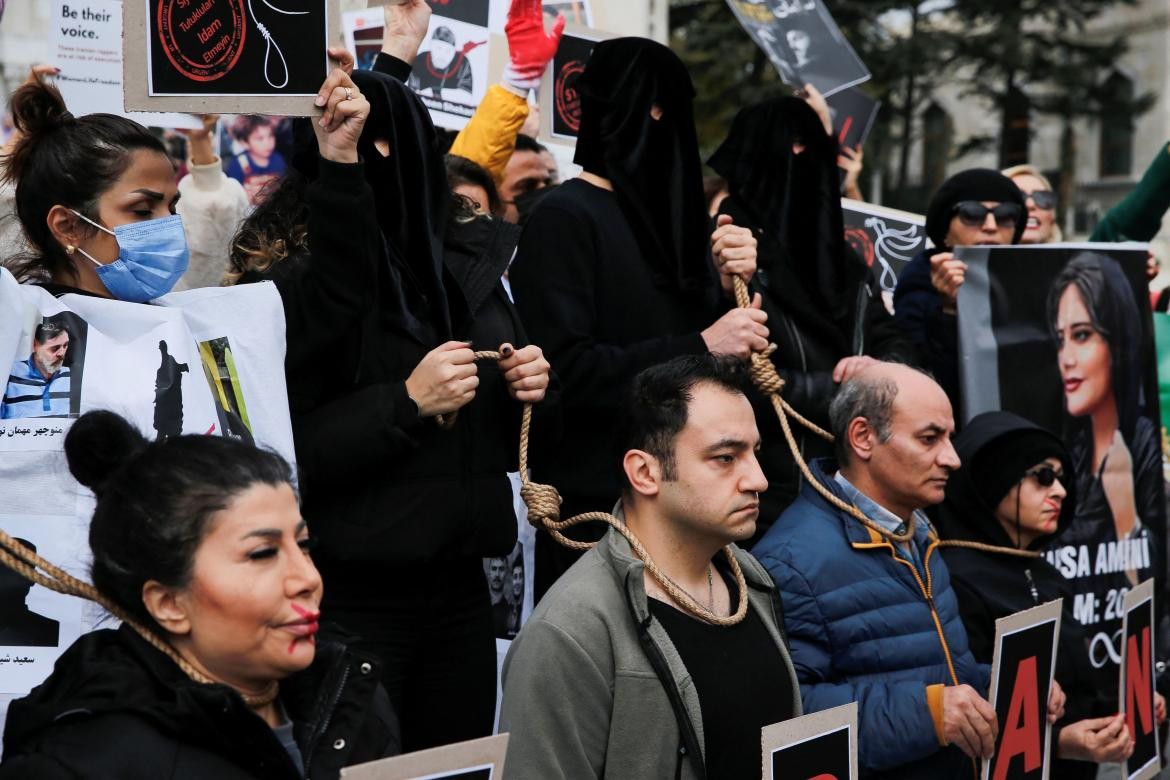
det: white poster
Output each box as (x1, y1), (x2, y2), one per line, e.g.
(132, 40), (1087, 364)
(0, 269), (294, 712)
(51, 0), (201, 129)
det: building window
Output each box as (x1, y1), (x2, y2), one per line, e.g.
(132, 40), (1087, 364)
(922, 102), (952, 196)
(1100, 71), (1135, 178)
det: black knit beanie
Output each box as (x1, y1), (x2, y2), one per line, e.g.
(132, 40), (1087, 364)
(971, 430), (1065, 511)
(925, 168), (1027, 248)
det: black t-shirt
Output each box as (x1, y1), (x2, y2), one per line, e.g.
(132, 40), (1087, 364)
(648, 574), (795, 779)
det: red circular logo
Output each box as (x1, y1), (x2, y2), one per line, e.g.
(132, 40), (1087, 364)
(554, 59), (586, 133)
(157, 0), (247, 83)
(844, 227), (875, 268)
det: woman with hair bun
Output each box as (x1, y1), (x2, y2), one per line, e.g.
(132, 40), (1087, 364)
(0, 410), (399, 779)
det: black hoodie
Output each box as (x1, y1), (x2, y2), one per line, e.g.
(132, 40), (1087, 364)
(935, 411), (1099, 778)
(0, 625), (397, 779)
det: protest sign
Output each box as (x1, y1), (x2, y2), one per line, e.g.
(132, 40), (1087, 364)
(763, 701), (857, 779)
(723, 0), (869, 97)
(1120, 579), (1160, 780)
(539, 24), (613, 146)
(825, 87), (879, 152)
(51, 0), (201, 129)
(340, 734), (507, 779)
(343, 1), (491, 130)
(840, 198), (926, 313)
(123, 0), (340, 116)
(982, 600), (1061, 780)
(956, 244), (1165, 725)
(0, 269), (294, 713)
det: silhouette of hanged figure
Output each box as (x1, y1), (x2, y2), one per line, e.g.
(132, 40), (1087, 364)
(0, 538), (60, 647)
(153, 340), (188, 441)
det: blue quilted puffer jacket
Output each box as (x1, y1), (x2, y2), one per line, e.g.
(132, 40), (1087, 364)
(753, 458), (989, 779)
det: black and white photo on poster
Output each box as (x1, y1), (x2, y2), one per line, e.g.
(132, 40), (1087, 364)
(956, 244), (1165, 718)
(762, 701), (857, 779)
(1120, 580), (1160, 780)
(840, 198), (926, 314)
(723, 0), (869, 97)
(141, 0), (329, 96)
(2, 311), (88, 421)
(982, 601), (1061, 780)
(483, 541), (526, 641)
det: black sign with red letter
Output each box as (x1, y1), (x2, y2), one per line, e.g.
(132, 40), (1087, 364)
(1121, 579), (1160, 780)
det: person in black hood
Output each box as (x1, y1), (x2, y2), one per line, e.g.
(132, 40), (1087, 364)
(0, 411), (398, 779)
(708, 92), (914, 535)
(892, 169), (1026, 413)
(936, 410), (1155, 774)
(229, 67), (552, 753)
(508, 37), (767, 596)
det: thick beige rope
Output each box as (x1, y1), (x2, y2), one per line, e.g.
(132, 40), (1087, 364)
(0, 528), (279, 707)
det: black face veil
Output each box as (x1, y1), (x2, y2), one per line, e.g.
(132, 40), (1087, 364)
(573, 38), (711, 291)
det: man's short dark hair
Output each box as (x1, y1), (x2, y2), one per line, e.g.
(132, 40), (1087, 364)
(446, 154), (503, 216)
(615, 354), (751, 492)
(514, 133), (546, 155)
(33, 321), (67, 345)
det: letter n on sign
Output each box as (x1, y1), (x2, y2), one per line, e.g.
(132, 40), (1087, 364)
(1121, 579), (1160, 780)
(983, 599), (1061, 780)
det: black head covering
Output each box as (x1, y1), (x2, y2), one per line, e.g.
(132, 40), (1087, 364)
(925, 168), (1027, 249)
(573, 38), (710, 291)
(937, 411), (1075, 551)
(708, 96), (853, 322)
(351, 69), (453, 343)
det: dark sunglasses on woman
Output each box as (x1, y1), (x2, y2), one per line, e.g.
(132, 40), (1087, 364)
(1020, 189), (1057, 210)
(1024, 465), (1063, 487)
(951, 201), (1024, 229)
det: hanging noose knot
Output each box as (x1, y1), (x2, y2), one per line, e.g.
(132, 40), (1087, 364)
(749, 351), (784, 395)
(521, 481), (563, 527)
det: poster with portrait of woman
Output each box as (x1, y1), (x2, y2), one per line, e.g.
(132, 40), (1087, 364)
(957, 243), (1164, 708)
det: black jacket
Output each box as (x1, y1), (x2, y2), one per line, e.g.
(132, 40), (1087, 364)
(719, 197), (915, 531)
(934, 413), (1097, 779)
(0, 625), (398, 779)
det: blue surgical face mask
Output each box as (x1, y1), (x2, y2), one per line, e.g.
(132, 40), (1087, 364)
(70, 211), (189, 302)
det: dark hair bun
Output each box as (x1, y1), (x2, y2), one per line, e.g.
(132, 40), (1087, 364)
(3, 78), (71, 187)
(65, 411), (148, 493)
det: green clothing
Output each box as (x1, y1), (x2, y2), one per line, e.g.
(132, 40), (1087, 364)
(499, 526), (801, 779)
(1091, 142), (1170, 242)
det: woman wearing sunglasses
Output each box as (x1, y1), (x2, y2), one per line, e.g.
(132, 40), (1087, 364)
(1002, 165), (1061, 244)
(937, 410), (1162, 774)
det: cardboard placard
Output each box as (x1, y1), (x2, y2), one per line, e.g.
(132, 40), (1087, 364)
(340, 734), (507, 779)
(343, 0), (491, 130)
(762, 702), (857, 779)
(982, 600), (1062, 780)
(123, 0), (342, 116)
(52, 0), (202, 129)
(1120, 579), (1160, 780)
(722, 0), (869, 98)
(538, 23), (614, 147)
(839, 198), (926, 312)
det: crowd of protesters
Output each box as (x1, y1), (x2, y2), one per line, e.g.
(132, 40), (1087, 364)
(1, 0), (1170, 777)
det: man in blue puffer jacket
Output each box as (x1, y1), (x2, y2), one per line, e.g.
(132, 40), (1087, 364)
(754, 362), (994, 778)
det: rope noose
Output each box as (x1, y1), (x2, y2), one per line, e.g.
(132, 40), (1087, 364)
(246, 0), (306, 90)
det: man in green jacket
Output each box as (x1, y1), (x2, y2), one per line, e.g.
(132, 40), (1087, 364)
(499, 354), (802, 779)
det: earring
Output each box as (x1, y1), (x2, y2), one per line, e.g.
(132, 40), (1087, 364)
(65, 245), (75, 255)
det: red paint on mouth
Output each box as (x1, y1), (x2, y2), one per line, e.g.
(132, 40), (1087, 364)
(290, 603), (320, 621)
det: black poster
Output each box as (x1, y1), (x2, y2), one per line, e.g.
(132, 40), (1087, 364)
(957, 245), (1165, 731)
(549, 31), (598, 140)
(146, 0), (328, 95)
(826, 87), (879, 152)
(1121, 582), (1159, 780)
(984, 620), (1057, 780)
(723, 0), (869, 97)
(769, 726), (850, 779)
(840, 200), (926, 310)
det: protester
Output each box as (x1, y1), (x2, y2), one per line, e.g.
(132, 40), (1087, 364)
(1002, 164), (1062, 244)
(754, 362), (1063, 777)
(936, 410), (1147, 776)
(499, 133), (553, 223)
(708, 92), (913, 532)
(500, 355), (800, 779)
(230, 67), (553, 752)
(891, 169), (1026, 409)
(0, 411), (398, 778)
(446, 154), (503, 216)
(508, 37), (766, 595)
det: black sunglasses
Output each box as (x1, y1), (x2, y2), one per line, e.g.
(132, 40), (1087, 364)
(1020, 189), (1057, 210)
(1024, 465), (1063, 487)
(952, 201), (1023, 229)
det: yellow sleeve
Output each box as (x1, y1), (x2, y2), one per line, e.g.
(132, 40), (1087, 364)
(926, 684), (948, 746)
(448, 84), (530, 183)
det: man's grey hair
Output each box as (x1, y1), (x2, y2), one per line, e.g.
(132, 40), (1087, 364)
(828, 375), (899, 465)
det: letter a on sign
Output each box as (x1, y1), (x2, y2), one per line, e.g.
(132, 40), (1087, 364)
(1120, 579), (1160, 780)
(983, 599), (1061, 780)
